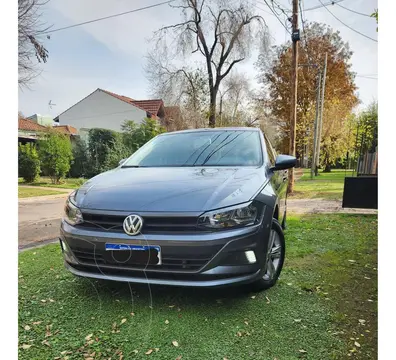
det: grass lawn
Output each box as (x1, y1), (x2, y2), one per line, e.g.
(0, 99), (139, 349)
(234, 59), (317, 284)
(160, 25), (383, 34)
(18, 214), (377, 360)
(18, 177), (85, 189)
(291, 169), (354, 200)
(18, 187), (66, 198)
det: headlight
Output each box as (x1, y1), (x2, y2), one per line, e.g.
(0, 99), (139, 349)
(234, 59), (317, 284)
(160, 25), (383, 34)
(198, 202), (259, 229)
(64, 192), (83, 226)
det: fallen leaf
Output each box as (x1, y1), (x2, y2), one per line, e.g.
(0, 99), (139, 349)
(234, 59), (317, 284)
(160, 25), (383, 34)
(223, 358), (228, 360)
(237, 331), (242, 337)
(32, 321), (42, 325)
(250, 296), (256, 299)
(42, 340), (50, 347)
(49, 299), (55, 303)
(155, 348), (159, 352)
(145, 349), (153, 355)
(354, 341), (361, 348)
(266, 296), (271, 304)
(358, 319), (366, 325)
(40, 299), (46, 303)
(120, 318), (127, 325)
(364, 276), (371, 280)
(287, 283), (292, 286)
(176, 356), (182, 360)
(165, 320), (169, 325)
(168, 305), (175, 308)
(130, 312), (135, 316)
(244, 321), (249, 326)
(24, 325), (31, 331)
(172, 340), (179, 347)
(85, 334), (93, 341)
(294, 319), (302, 323)
(299, 349), (307, 353)
(133, 350), (139, 354)
(21, 344), (32, 350)
(348, 260), (356, 263)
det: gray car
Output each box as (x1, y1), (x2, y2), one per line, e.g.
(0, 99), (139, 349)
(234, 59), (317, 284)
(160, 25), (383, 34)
(60, 128), (296, 291)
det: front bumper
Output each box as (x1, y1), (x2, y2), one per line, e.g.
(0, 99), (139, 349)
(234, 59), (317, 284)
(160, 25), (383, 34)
(60, 218), (271, 287)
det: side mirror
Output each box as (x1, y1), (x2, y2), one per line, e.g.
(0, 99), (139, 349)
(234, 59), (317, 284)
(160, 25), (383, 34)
(118, 158), (126, 167)
(271, 154), (297, 171)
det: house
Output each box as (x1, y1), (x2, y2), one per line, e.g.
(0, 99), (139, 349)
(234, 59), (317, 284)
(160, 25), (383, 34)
(53, 89), (168, 139)
(18, 117), (78, 144)
(27, 114), (54, 127)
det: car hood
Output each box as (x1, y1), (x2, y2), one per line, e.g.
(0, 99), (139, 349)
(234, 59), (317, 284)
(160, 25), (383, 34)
(74, 167), (269, 212)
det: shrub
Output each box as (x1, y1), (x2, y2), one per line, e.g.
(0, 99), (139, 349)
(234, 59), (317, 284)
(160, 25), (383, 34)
(69, 137), (89, 178)
(39, 132), (73, 184)
(18, 143), (41, 183)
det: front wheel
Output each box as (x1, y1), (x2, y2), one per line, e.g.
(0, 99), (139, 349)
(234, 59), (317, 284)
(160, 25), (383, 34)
(250, 218), (285, 292)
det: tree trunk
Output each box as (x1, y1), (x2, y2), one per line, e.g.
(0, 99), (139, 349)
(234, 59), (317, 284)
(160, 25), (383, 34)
(323, 163), (331, 172)
(208, 89), (217, 128)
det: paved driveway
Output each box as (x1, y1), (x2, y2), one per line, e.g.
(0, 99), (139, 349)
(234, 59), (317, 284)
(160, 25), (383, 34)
(18, 196), (68, 248)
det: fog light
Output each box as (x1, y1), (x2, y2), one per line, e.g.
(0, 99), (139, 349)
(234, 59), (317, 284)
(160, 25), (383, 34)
(244, 250), (256, 264)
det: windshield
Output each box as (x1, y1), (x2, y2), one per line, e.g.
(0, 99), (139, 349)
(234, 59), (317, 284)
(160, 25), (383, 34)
(122, 130), (263, 167)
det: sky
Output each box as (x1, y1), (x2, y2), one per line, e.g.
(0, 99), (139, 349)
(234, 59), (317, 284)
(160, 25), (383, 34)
(18, 0), (378, 119)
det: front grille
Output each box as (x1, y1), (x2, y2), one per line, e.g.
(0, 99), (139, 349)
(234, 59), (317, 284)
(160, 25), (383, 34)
(70, 246), (221, 272)
(76, 212), (201, 234)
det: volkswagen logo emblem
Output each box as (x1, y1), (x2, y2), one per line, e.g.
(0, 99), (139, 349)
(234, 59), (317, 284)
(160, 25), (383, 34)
(123, 214), (143, 236)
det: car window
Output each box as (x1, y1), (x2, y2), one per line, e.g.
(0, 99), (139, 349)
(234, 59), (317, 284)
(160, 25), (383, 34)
(122, 130), (263, 167)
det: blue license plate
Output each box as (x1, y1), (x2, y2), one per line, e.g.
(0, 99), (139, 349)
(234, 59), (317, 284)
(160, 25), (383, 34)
(105, 244), (161, 265)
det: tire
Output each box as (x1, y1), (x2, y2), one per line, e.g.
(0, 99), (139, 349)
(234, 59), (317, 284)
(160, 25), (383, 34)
(250, 218), (286, 292)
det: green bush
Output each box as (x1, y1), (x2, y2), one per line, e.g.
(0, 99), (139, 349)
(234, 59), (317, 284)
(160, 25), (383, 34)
(18, 143), (41, 183)
(39, 132), (73, 184)
(69, 137), (89, 178)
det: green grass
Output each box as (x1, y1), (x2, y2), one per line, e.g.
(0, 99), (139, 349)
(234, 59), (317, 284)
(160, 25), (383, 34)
(18, 187), (66, 198)
(291, 169), (354, 200)
(18, 214), (377, 360)
(18, 177), (85, 189)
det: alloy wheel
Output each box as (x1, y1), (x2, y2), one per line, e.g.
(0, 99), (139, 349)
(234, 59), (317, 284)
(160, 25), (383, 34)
(263, 228), (283, 281)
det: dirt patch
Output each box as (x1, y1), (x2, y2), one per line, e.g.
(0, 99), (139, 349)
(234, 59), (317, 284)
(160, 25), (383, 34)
(288, 198), (378, 215)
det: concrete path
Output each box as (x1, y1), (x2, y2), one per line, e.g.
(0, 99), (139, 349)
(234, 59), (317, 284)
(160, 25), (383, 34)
(18, 196), (67, 249)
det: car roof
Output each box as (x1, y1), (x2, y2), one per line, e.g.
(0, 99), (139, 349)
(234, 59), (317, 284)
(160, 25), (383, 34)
(160, 127), (261, 136)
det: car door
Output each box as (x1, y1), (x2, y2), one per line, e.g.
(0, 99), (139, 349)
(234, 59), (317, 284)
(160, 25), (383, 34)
(263, 134), (287, 223)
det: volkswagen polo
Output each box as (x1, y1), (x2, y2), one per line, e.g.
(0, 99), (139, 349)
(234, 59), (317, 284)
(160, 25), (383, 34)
(60, 128), (296, 291)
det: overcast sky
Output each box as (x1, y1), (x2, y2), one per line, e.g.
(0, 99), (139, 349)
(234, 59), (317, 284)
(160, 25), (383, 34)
(18, 0), (378, 118)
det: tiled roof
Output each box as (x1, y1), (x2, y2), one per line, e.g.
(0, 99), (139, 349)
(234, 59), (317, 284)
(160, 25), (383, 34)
(100, 89), (164, 116)
(54, 125), (78, 135)
(131, 100), (164, 116)
(18, 118), (47, 132)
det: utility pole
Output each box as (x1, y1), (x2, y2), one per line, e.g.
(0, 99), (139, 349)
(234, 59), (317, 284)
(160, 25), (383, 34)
(311, 70), (322, 179)
(287, 0), (300, 194)
(315, 52), (328, 176)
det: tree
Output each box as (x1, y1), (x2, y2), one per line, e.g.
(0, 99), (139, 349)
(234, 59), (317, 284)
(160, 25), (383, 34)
(18, 0), (50, 87)
(122, 118), (166, 151)
(151, 0), (269, 127)
(257, 22), (358, 172)
(371, 9), (378, 32)
(69, 137), (89, 178)
(18, 143), (41, 182)
(39, 132), (73, 184)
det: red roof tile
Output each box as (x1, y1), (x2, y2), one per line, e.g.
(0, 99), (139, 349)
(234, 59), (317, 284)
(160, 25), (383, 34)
(18, 118), (48, 132)
(100, 89), (164, 116)
(54, 125), (78, 135)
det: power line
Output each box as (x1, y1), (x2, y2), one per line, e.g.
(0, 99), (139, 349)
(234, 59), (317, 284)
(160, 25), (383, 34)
(335, 3), (372, 17)
(356, 75), (377, 80)
(42, 0), (174, 35)
(317, 0), (378, 43)
(299, 0), (314, 66)
(262, 0), (291, 34)
(305, 0), (344, 12)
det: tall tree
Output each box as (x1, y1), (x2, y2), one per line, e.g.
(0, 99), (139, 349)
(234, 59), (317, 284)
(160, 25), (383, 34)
(18, 0), (50, 87)
(257, 22), (358, 169)
(151, 0), (269, 127)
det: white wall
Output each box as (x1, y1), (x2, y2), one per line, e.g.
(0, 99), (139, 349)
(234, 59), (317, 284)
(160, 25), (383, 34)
(58, 89), (147, 132)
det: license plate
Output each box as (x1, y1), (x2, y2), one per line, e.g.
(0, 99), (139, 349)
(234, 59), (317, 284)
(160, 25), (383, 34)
(105, 244), (161, 265)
